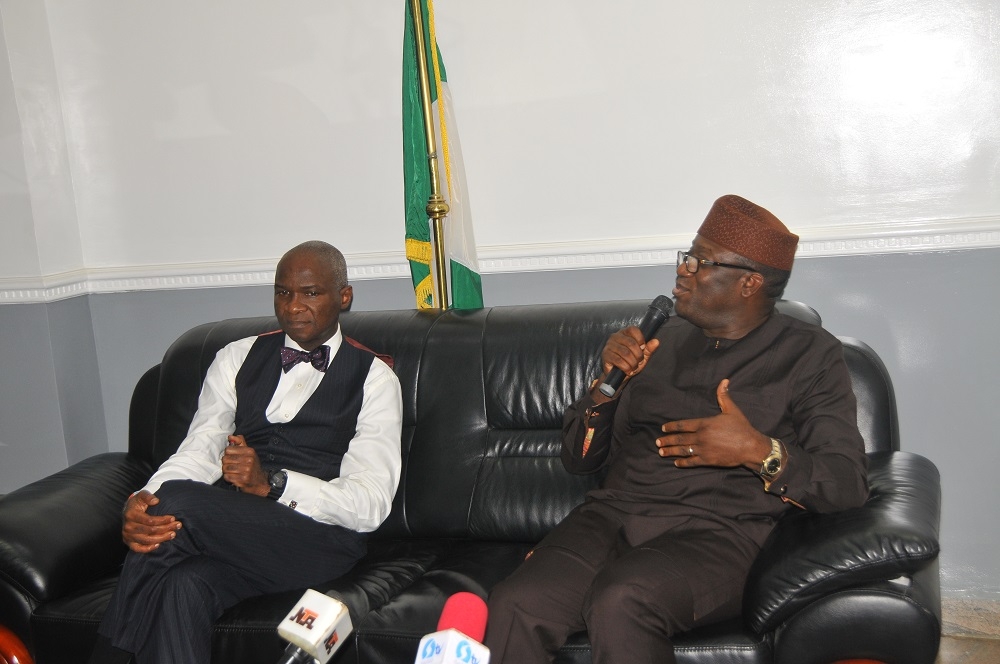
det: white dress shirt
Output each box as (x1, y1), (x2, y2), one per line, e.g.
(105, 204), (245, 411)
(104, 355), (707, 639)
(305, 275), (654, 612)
(142, 327), (403, 533)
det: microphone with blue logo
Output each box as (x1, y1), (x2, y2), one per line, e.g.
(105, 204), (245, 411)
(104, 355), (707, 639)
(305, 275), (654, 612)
(414, 592), (490, 664)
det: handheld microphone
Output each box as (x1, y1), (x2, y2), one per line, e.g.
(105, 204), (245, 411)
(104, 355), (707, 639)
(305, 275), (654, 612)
(276, 589), (353, 664)
(598, 295), (673, 397)
(414, 592), (490, 664)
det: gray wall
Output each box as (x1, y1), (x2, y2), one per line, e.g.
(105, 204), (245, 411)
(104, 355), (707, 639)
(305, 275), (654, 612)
(0, 304), (68, 480)
(1, 248), (997, 600)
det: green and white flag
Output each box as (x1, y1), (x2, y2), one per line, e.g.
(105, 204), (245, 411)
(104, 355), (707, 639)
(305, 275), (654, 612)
(402, 0), (483, 309)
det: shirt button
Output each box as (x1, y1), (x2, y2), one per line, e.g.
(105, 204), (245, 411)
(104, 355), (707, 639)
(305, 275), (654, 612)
(268, 454), (275, 461)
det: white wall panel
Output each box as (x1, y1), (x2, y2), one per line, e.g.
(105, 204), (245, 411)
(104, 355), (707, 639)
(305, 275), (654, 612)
(0, 0), (995, 292)
(0, 18), (40, 279)
(41, 2), (405, 268)
(1, 0), (85, 278)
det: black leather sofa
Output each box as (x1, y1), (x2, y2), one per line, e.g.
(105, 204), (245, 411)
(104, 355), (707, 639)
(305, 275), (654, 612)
(0, 300), (941, 664)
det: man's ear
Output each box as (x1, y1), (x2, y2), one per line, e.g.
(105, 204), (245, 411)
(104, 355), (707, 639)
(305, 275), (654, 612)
(740, 272), (765, 298)
(340, 285), (354, 311)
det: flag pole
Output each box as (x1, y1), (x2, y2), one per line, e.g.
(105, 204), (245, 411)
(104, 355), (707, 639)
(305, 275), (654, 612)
(408, 0), (449, 310)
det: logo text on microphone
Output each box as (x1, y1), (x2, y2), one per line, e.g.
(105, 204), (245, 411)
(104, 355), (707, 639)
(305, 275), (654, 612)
(291, 607), (319, 630)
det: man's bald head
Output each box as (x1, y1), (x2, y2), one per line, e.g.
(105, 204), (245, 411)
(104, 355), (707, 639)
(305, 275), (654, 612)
(279, 241), (348, 289)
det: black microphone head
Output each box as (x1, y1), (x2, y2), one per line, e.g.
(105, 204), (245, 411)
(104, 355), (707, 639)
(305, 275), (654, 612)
(598, 295), (674, 397)
(634, 295), (673, 340)
(650, 295), (673, 317)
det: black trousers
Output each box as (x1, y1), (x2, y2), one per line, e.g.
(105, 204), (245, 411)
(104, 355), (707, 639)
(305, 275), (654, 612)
(97, 480), (365, 664)
(484, 500), (760, 664)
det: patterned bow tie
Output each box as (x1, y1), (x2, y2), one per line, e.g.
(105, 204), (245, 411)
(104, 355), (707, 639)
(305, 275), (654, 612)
(280, 345), (330, 373)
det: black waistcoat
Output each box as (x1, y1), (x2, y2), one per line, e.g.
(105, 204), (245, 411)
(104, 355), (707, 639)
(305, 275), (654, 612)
(232, 332), (375, 481)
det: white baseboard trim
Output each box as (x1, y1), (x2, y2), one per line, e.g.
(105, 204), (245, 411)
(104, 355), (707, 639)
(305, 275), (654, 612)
(2, 215), (998, 304)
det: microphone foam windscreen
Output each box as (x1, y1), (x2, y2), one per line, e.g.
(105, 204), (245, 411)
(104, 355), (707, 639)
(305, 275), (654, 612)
(436, 592), (488, 643)
(651, 294), (673, 316)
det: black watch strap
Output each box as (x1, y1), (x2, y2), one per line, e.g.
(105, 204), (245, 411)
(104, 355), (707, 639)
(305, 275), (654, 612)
(266, 470), (287, 500)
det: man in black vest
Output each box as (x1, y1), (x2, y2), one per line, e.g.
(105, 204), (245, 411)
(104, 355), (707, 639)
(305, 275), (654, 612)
(89, 241), (403, 664)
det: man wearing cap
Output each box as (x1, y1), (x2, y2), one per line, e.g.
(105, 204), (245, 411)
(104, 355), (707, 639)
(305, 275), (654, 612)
(485, 195), (869, 664)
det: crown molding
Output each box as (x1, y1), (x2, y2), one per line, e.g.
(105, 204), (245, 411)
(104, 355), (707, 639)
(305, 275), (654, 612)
(2, 215), (998, 304)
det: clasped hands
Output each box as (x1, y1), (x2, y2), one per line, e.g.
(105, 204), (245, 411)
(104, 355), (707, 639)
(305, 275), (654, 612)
(121, 435), (269, 553)
(594, 326), (771, 470)
(219, 435), (270, 497)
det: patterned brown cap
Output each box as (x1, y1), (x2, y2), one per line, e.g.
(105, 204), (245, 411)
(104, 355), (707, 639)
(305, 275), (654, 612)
(696, 195), (798, 271)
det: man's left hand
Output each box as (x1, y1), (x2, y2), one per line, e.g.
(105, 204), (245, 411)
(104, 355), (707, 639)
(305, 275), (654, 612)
(655, 379), (772, 469)
(221, 435), (270, 496)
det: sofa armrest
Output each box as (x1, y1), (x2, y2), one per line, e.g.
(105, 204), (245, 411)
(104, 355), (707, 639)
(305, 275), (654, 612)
(743, 451), (940, 633)
(0, 453), (153, 608)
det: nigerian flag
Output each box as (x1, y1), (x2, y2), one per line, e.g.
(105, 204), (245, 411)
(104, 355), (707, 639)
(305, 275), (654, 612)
(402, 0), (483, 309)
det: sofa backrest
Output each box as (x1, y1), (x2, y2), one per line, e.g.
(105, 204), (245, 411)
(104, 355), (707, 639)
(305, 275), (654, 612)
(134, 300), (895, 544)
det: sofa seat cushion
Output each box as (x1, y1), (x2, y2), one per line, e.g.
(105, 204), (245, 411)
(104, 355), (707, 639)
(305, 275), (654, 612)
(353, 539), (531, 662)
(33, 538), (775, 664)
(31, 539), (530, 664)
(355, 541), (772, 664)
(31, 575), (116, 664)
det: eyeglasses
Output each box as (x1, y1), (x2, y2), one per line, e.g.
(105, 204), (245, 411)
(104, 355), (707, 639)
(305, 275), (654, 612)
(677, 251), (755, 274)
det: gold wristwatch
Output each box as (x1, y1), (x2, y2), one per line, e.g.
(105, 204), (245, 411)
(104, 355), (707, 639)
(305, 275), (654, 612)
(759, 438), (784, 489)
